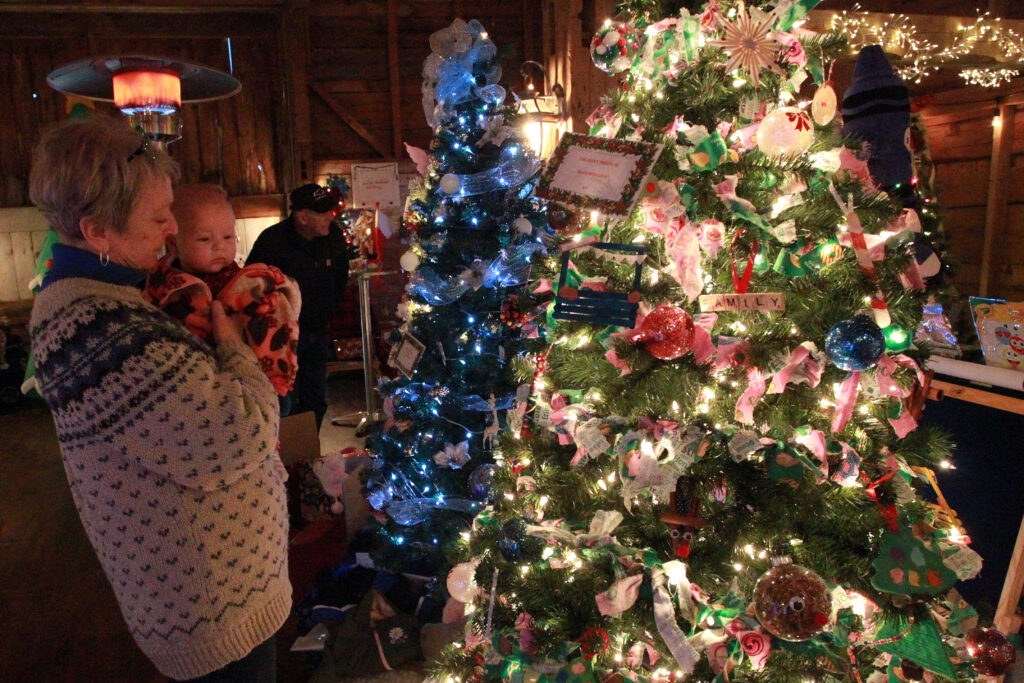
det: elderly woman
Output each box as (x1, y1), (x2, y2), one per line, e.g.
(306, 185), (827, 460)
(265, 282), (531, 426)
(28, 116), (290, 682)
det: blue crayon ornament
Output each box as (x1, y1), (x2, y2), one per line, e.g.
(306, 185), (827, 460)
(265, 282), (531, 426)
(842, 45), (917, 208)
(825, 314), (886, 372)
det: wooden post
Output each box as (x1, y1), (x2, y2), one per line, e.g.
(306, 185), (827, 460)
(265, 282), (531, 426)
(980, 103), (1015, 297)
(995, 513), (1024, 635)
(281, 0), (314, 184)
(386, 0), (402, 159)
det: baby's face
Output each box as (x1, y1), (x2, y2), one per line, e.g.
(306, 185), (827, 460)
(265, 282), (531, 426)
(176, 201), (238, 275)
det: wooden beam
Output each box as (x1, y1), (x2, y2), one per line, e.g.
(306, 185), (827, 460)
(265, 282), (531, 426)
(929, 379), (1024, 415)
(309, 82), (390, 158)
(980, 103), (1016, 296)
(386, 0), (403, 159)
(0, 11), (278, 37)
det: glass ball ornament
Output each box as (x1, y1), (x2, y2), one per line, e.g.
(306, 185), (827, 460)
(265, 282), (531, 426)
(825, 314), (886, 371)
(498, 518), (527, 560)
(399, 249), (420, 272)
(638, 305), (695, 360)
(757, 107), (815, 157)
(446, 561), (479, 603)
(753, 562), (832, 641)
(440, 173), (461, 195)
(590, 21), (640, 75)
(965, 627), (1016, 676)
(812, 82), (838, 126)
(467, 463), (500, 503)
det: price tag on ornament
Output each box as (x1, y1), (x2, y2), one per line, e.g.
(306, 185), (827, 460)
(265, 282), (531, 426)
(575, 418), (612, 457)
(699, 292), (785, 312)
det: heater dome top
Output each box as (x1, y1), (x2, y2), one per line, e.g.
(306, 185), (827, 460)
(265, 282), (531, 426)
(47, 55), (240, 104)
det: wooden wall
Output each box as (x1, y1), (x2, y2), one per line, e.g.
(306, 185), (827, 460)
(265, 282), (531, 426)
(919, 85), (1024, 301)
(0, 10), (285, 207)
(0, 1), (547, 306)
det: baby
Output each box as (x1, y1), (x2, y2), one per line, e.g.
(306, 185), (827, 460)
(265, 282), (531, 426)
(146, 184), (301, 396)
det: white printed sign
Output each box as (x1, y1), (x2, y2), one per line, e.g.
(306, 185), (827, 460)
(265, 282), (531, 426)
(351, 163), (401, 209)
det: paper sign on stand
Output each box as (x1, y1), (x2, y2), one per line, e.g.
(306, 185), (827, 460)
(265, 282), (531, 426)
(352, 163), (400, 265)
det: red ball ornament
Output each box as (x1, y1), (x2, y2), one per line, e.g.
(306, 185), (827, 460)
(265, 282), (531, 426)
(966, 627), (1016, 676)
(753, 562), (832, 641)
(576, 627), (610, 659)
(638, 305), (695, 360)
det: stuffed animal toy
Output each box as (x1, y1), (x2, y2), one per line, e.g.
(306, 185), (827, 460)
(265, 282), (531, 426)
(312, 452), (348, 515)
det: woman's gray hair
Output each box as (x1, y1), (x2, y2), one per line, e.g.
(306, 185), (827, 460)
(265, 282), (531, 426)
(29, 115), (180, 242)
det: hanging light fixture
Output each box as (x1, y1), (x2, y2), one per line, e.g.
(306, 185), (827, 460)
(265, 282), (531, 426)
(516, 60), (569, 160)
(47, 55), (241, 145)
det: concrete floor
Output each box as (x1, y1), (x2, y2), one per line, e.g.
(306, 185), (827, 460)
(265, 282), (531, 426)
(0, 372), (367, 682)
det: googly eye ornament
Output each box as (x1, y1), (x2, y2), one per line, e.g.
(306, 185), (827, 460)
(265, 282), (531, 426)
(590, 21), (641, 75)
(753, 561), (832, 641)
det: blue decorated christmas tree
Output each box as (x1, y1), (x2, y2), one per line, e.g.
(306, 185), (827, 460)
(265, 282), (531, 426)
(364, 18), (550, 575)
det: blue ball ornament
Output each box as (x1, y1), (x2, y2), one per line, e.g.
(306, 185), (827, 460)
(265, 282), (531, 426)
(825, 315), (886, 371)
(467, 463), (500, 503)
(498, 518), (528, 560)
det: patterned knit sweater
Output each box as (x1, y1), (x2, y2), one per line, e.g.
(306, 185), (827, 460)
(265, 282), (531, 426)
(30, 274), (291, 680)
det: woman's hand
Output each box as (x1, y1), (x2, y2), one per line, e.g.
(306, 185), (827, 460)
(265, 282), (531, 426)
(211, 301), (245, 348)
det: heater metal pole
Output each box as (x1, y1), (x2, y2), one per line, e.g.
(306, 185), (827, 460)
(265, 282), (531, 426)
(332, 270), (398, 432)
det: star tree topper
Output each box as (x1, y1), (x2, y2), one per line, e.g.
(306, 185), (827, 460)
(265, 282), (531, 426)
(708, 2), (784, 83)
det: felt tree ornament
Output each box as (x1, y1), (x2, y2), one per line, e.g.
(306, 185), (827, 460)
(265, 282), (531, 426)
(870, 525), (957, 597)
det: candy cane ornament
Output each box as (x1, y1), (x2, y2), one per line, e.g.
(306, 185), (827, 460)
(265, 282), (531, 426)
(828, 184), (892, 329)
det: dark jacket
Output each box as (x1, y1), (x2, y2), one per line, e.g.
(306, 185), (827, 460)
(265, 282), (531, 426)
(245, 215), (349, 333)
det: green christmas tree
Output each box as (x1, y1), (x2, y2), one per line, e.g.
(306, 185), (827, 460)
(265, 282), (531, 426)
(437, 2), (993, 683)
(364, 18), (549, 574)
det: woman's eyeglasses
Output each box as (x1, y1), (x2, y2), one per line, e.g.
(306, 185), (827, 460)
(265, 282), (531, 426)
(126, 134), (156, 163)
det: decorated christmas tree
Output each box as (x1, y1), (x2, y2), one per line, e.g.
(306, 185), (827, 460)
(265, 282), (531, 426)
(437, 2), (1010, 683)
(364, 18), (549, 574)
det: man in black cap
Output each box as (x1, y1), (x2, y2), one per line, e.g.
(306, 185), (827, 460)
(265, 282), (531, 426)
(246, 183), (349, 428)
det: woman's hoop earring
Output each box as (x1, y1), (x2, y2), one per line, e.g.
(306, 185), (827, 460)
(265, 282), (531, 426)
(99, 252), (110, 267)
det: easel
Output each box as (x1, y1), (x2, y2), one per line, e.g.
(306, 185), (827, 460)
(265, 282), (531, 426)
(925, 361), (1024, 636)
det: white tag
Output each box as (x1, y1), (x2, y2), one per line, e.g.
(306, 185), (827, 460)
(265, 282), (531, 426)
(739, 97), (760, 121)
(771, 219), (797, 244)
(507, 409), (523, 435)
(534, 403), (553, 429)
(728, 430), (762, 459)
(859, 371), (881, 399)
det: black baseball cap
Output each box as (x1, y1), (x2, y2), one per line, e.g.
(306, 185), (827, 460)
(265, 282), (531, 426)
(290, 183), (338, 213)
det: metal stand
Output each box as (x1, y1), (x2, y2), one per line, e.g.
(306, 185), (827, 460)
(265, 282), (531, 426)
(331, 270), (398, 431)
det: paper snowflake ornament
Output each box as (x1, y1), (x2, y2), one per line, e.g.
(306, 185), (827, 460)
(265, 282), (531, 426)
(708, 3), (783, 83)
